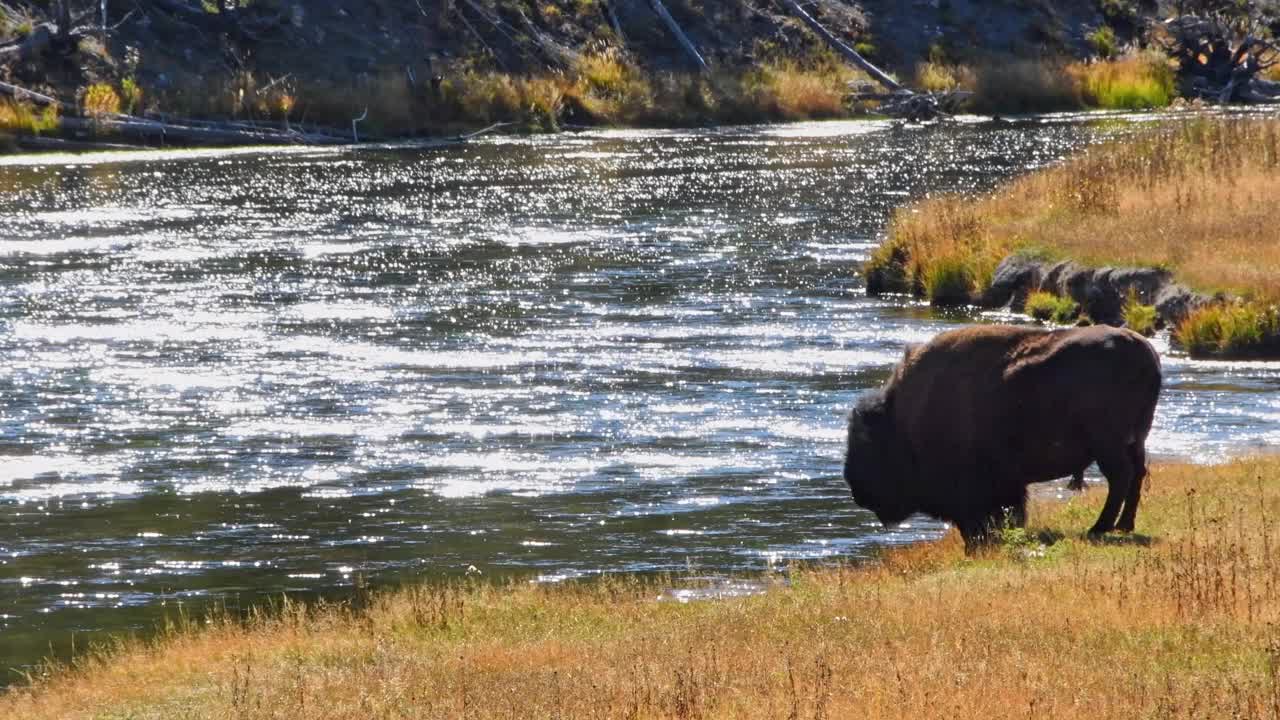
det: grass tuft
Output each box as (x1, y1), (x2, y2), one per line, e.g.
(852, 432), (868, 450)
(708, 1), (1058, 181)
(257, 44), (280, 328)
(1122, 292), (1158, 336)
(1025, 291), (1080, 324)
(923, 252), (976, 306)
(1177, 303), (1280, 357)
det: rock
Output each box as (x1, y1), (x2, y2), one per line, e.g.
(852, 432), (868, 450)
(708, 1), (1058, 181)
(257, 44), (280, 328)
(1104, 267), (1172, 304)
(1041, 260), (1082, 297)
(982, 255), (1044, 309)
(1077, 267), (1175, 327)
(1154, 284), (1212, 328)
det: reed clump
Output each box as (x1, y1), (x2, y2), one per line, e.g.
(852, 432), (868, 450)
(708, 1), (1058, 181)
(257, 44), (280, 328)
(5, 457), (1280, 719)
(867, 116), (1280, 355)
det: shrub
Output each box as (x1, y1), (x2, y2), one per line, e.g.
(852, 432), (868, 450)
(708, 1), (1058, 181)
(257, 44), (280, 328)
(120, 77), (143, 115)
(83, 82), (121, 116)
(578, 52), (628, 95)
(968, 59), (1082, 114)
(1087, 26), (1119, 59)
(1025, 291), (1079, 324)
(1122, 293), (1157, 336)
(748, 61), (847, 119)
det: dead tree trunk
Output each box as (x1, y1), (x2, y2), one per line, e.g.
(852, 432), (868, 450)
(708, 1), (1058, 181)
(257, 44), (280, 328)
(778, 0), (902, 92)
(648, 0), (708, 73)
(777, 0), (971, 120)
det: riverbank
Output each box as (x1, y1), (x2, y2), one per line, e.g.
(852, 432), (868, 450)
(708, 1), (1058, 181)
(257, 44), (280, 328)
(0, 0), (1180, 150)
(4, 455), (1280, 718)
(865, 114), (1280, 358)
(0, 51), (1183, 151)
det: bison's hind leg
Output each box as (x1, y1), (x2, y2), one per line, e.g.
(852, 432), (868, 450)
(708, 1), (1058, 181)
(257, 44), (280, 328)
(1116, 443), (1148, 533)
(1067, 469), (1085, 492)
(1089, 445), (1135, 537)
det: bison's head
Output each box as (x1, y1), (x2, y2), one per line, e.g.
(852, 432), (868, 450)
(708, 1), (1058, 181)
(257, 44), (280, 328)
(844, 390), (913, 527)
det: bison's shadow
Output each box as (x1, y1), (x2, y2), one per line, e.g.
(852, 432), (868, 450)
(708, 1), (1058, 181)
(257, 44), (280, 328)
(1031, 529), (1066, 546)
(1085, 532), (1155, 547)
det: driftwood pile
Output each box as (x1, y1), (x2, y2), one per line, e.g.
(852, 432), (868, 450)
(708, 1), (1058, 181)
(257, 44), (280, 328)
(1161, 10), (1280, 104)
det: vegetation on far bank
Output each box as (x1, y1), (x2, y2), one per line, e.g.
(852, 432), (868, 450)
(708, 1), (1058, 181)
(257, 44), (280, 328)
(0, 0), (1187, 146)
(0, 46), (1185, 149)
(866, 115), (1280, 357)
(4, 455), (1280, 719)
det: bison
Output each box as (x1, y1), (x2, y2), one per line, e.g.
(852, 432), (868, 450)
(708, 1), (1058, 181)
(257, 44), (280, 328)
(844, 324), (1161, 549)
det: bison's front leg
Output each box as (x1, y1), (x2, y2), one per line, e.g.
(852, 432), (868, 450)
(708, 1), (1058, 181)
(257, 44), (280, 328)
(1090, 446), (1135, 536)
(956, 517), (989, 553)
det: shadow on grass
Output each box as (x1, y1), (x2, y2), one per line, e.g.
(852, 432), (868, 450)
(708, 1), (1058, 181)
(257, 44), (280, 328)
(1086, 532), (1155, 547)
(1032, 529), (1066, 546)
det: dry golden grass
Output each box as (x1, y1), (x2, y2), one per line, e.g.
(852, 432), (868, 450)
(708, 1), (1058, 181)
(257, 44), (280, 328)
(0, 100), (58, 135)
(873, 117), (1280, 306)
(81, 83), (122, 117)
(6, 456), (1280, 719)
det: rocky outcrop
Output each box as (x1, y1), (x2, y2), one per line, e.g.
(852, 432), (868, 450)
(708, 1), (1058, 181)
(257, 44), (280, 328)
(983, 255), (1207, 330)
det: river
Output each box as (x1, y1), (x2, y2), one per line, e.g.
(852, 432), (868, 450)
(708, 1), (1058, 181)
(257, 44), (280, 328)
(2, 115), (1278, 676)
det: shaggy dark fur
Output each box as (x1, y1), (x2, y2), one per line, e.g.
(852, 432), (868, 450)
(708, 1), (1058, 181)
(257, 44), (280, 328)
(844, 324), (1162, 550)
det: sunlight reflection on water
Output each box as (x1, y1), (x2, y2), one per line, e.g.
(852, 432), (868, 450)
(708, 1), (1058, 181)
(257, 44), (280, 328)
(0, 115), (1277, 672)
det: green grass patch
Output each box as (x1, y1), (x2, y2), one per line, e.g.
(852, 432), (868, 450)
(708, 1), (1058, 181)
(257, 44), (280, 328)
(1177, 303), (1280, 357)
(1075, 53), (1175, 110)
(1122, 293), (1157, 336)
(1024, 291), (1079, 324)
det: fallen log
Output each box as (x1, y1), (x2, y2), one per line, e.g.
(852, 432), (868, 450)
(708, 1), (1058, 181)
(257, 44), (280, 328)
(0, 80), (65, 108)
(14, 134), (137, 152)
(648, 0), (708, 73)
(58, 116), (347, 146)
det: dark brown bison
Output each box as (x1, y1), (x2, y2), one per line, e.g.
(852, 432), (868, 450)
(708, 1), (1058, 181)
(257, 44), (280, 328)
(844, 324), (1161, 548)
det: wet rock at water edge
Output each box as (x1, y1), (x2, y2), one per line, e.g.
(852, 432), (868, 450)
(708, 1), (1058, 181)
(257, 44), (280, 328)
(983, 255), (1044, 310)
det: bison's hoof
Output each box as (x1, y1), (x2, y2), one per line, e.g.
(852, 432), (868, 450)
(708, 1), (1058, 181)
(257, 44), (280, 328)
(1087, 525), (1112, 539)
